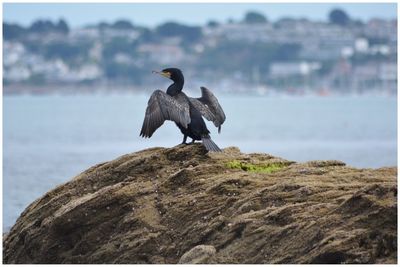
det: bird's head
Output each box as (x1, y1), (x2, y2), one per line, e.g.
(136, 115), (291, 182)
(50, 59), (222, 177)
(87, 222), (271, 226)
(153, 68), (184, 83)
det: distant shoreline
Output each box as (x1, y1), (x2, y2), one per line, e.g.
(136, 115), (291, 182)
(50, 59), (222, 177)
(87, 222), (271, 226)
(3, 84), (397, 97)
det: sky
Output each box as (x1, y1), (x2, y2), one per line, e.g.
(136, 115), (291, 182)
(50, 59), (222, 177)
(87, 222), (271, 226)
(3, 2), (397, 28)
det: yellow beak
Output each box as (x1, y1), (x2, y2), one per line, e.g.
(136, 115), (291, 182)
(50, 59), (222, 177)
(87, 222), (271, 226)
(152, 70), (171, 79)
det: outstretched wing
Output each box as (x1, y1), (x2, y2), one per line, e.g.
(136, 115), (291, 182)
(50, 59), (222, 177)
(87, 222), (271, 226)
(140, 90), (190, 138)
(189, 86), (226, 133)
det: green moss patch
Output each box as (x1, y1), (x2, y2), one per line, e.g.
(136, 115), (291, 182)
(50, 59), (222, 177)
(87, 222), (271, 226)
(226, 160), (289, 173)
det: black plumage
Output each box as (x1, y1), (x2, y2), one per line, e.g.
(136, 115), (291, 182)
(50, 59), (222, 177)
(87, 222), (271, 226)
(140, 68), (225, 152)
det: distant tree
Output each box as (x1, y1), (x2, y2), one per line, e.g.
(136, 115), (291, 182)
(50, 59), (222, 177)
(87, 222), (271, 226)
(3, 23), (26, 40)
(329, 9), (350, 26)
(318, 61), (335, 76)
(352, 19), (365, 27)
(44, 41), (91, 63)
(44, 42), (80, 60)
(102, 37), (136, 60)
(156, 22), (202, 43)
(22, 39), (41, 53)
(29, 19), (69, 34)
(56, 19), (69, 34)
(207, 20), (219, 28)
(273, 18), (295, 29)
(104, 62), (146, 83)
(27, 73), (45, 85)
(139, 28), (158, 43)
(276, 43), (301, 61)
(227, 18), (235, 24)
(198, 40), (301, 79)
(112, 19), (134, 30)
(97, 22), (111, 32)
(29, 20), (55, 33)
(367, 37), (389, 45)
(244, 11), (268, 24)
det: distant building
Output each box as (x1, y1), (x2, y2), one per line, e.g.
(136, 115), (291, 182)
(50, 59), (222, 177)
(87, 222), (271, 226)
(269, 61), (321, 77)
(3, 41), (25, 67)
(2, 17), (397, 93)
(4, 65), (31, 82)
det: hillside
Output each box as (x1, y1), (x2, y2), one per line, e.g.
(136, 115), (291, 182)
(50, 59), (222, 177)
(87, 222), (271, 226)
(3, 144), (397, 263)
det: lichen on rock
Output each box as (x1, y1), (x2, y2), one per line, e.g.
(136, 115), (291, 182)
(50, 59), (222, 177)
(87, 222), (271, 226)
(3, 144), (397, 264)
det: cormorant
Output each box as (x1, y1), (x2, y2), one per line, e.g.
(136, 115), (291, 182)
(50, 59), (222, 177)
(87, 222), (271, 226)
(140, 68), (225, 152)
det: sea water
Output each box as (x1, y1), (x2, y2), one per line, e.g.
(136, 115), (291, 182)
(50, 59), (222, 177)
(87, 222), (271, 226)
(3, 93), (397, 230)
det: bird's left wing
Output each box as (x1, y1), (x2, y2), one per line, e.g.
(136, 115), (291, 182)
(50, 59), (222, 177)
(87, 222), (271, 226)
(140, 90), (190, 138)
(189, 86), (226, 133)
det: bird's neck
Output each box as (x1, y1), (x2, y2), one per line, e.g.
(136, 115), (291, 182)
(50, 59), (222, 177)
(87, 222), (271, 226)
(167, 80), (184, 96)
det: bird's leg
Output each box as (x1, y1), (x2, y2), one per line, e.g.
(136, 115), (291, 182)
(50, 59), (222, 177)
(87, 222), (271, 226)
(190, 139), (195, 144)
(181, 134), (188, 145)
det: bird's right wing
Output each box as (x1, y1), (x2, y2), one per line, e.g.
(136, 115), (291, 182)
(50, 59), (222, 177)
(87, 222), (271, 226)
(140, 90), (190, 138)
(189, 86), (226, 133)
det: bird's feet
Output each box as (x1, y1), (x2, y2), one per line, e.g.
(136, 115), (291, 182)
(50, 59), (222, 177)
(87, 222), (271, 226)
(181, 139), (196, 145)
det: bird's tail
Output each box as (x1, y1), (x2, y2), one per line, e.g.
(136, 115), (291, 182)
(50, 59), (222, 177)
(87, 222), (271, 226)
(201, 136), (222, 152)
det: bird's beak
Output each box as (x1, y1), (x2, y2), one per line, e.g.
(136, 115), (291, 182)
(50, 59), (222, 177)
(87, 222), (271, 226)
(152, 70), (171, 79)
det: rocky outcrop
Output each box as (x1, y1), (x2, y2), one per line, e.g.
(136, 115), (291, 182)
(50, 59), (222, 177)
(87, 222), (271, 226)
(3, 144), (397, 263)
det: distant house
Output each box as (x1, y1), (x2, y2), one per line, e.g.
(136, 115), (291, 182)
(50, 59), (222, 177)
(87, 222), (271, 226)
(269, 61), (321, 77)
(2, 16), (397, 92)
(3, 41), (25, 67)
(4, 65), (31, 82)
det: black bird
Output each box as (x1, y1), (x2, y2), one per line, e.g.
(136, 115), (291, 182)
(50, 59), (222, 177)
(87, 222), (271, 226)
(140, 68), (225, 152)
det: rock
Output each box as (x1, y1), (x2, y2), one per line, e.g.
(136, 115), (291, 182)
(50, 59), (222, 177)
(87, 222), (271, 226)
(3, 144), (397, 264)
(178, 245), (216, 264)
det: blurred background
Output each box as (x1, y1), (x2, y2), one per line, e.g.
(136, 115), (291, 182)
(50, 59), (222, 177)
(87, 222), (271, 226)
(3, 3), (397, 231)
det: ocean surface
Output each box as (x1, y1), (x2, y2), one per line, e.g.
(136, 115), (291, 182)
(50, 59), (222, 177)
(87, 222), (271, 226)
(3, 93), (397, 230)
